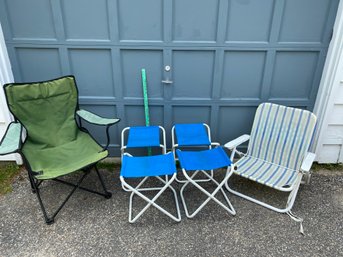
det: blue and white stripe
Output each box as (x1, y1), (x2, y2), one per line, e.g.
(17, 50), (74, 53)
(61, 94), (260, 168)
(235, 103), (316, 191)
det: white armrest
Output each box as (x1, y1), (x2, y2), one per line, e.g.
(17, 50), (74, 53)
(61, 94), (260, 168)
(300, 152), (316, 173)
(224, 134), (250, 150)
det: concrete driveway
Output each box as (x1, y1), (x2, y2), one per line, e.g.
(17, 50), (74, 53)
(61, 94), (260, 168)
(0, 168), (342, 257)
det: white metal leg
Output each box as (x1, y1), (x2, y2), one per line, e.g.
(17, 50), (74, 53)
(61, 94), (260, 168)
(180, 166), (236, 218)
(175, 169), (213, 183)
(225, 173), (305, 234)
(120, 174), (181, 223)
(225, 173), (302, 213)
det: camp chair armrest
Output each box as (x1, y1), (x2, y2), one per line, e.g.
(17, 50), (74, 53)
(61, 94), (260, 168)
(0, 122), (22, 155)
(77, 109), (120, 151)
(77, 109), (120, 126)
(300, 152), (316, 173)
(224, 134), (250, 150)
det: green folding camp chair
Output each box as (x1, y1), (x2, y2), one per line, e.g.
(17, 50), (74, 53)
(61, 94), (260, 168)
(0, 75), (120, 224)
(224, 103), (316, 234)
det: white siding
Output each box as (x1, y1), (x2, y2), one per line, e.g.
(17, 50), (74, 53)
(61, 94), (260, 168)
(314, 1), (343, 163)
(0, 23), (18, 162)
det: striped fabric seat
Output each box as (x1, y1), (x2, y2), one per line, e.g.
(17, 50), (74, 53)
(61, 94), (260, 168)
(235, 103), (317, 190)
(234, 156), (298, 191)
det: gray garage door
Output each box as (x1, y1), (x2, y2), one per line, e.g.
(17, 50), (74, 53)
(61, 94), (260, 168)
(0, 0), (339, 155)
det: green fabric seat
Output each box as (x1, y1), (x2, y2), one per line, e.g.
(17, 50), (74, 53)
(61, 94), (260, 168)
(2, 75), (118, 224)
(23, 131), (108, 180)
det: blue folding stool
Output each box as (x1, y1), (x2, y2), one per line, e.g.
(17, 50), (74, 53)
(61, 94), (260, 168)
(176, 147), (236, 218)
(171, 123), (220, 183)
(120, 126), (181, 223)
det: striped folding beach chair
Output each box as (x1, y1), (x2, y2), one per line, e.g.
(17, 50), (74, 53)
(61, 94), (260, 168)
(224, 103), (317, 234)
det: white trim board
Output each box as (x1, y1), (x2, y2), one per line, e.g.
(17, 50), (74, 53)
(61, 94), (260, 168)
(0, 23), (21, 163)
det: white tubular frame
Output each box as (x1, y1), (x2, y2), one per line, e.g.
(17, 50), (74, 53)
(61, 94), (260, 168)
(180, 165), (236, 218)
(171, 123), (219, 183)
(224, 135), (315, 234)
(120, 171), (181, 223)
(225, 172), (303, 214)
(300, 152), (316, 185)
(224, 134), (250, 161)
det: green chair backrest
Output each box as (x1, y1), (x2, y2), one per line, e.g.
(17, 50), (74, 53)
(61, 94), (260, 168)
(4, 76), (79, 148)
(247, 103), (317, 171)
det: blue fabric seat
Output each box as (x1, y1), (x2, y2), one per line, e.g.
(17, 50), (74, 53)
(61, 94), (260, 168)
(176, 147), (231, 171)
(121, 152), (176, 178)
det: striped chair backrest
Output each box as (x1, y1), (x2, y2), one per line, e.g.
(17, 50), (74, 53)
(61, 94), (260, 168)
(247, 103), (317, 171)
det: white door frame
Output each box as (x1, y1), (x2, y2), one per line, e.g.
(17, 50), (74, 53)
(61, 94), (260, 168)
(0, 23), (22, 164)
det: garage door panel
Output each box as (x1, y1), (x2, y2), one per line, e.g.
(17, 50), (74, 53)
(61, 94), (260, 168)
(124, 105), (164, 127)
(221, 51), (266, 99)
(270, 51), (319, 99)
(172, 106), (211, 125)
(4, 0), (55, 40)
(217, 106), (257, 145)
(118, 0), (163, 42)
(279, 0), (333, 43)
(172, 50), (214, 99)
(173, 0), (219, 42)
(69, 49), (115, 98)
(226, 0), (274, 42)
(121, 50), (163, 99)
(16, 48), (62, 82)
(0, 0), (339, 156)
(61, 0), (110, 41)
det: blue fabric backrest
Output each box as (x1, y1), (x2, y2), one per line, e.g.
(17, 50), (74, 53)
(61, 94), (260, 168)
(126, 126), (161, 148)
(175, 123), (211, 146)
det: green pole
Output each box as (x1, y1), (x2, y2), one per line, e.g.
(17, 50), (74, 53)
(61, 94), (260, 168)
(141, 69), (152, 155)
(141, 69), (150, 127)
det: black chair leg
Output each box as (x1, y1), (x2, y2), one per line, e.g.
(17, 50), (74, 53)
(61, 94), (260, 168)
(28, 172), (37, 193)
(34, 171), (89, 225)
(30, 165), (112, 224)
(94, 165), (112, 199)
